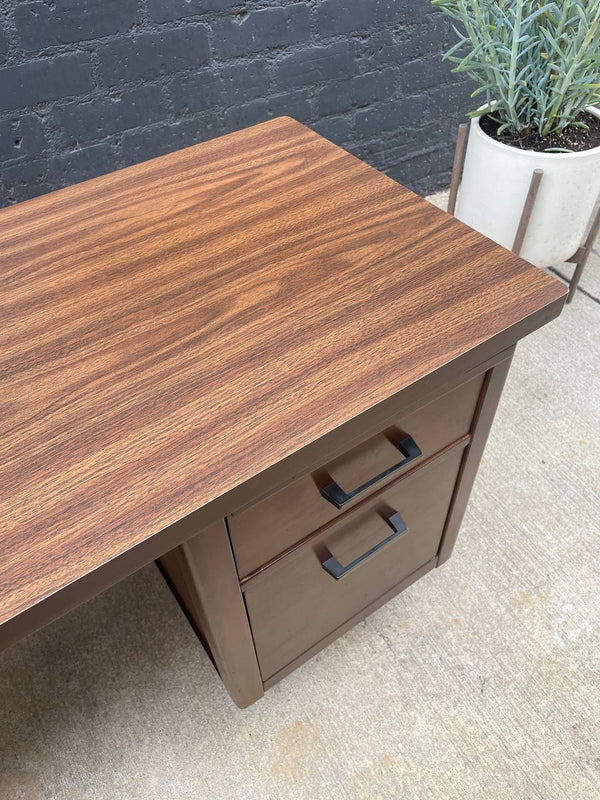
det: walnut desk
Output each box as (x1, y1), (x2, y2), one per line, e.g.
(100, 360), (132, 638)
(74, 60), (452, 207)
(0, 118), (566, 707)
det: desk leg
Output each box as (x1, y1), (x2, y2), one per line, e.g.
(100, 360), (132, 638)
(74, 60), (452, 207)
(437, 351), (514, 566)
(158, 518), (264, 708)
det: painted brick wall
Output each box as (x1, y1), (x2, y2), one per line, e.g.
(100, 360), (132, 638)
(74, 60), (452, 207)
(0, 0), (474, 207)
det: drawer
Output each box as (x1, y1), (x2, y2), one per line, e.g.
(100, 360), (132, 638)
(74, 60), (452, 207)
(244, 447), (464, 682)
(229, 374), (484, 578)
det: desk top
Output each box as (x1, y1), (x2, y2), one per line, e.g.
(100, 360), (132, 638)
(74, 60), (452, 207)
(0, 117), (565, 638)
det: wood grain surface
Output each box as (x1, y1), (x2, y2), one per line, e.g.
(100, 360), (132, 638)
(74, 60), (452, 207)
(0, 116), (566, 636)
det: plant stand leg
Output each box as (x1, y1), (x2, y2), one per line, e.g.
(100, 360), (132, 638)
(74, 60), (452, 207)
(448, 123), (469, 216)
(512, 169), (544, 255)
(565, 199), (600, 303)
(446, 127), (598, 305)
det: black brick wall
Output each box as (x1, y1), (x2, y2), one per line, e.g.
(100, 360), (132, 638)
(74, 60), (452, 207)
(0, 0), (474, 207)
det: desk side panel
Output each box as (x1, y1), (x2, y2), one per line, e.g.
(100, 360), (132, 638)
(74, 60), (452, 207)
(158, 518), (263, 709)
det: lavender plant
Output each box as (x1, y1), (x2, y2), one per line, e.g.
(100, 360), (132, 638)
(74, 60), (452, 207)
(432, 0), (600, 138)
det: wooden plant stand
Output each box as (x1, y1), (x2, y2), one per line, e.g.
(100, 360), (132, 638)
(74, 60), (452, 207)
(449, 123), (600, 303)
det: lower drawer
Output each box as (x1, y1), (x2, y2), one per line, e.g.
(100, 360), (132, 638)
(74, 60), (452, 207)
(244, 447), (464, 682)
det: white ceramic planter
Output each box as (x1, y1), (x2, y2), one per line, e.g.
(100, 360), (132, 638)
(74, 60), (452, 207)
(456, 107), (600, 266)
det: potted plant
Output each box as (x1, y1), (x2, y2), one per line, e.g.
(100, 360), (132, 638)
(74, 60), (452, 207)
(432, 0), (600, 267)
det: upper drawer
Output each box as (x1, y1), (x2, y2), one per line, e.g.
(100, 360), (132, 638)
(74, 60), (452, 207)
(229, 373), (484, 579)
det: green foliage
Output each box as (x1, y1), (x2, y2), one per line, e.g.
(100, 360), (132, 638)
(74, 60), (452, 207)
(432, 0), (600, 137)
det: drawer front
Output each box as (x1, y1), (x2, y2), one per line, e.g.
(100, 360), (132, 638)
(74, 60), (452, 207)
(229, 374), (483, 578)
(244, 448), (464, 682)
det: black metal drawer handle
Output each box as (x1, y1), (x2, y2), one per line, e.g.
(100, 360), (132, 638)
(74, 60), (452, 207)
(321, 435), (422, 509)
(321, 511), (408, 580)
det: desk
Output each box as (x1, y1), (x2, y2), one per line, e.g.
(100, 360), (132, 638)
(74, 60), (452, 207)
(0, 117), (566, 707)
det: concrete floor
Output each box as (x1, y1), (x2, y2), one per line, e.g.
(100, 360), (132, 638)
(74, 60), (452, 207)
(1, 193), (599, 800)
